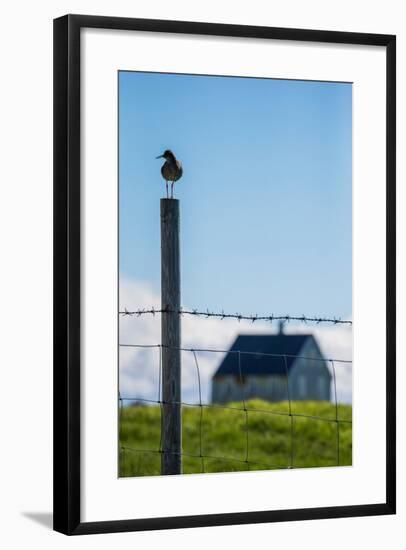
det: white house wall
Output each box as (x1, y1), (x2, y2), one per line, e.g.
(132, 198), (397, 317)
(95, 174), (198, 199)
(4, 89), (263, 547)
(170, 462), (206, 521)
(212, 374), (288, 404)
(288, 338), (331, 401)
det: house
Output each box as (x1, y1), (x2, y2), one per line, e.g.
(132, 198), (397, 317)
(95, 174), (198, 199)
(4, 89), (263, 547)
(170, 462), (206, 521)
(212, 324), (331, 404)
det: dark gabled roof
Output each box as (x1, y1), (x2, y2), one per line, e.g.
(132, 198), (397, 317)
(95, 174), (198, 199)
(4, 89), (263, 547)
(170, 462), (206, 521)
(214, 334), (321, 377)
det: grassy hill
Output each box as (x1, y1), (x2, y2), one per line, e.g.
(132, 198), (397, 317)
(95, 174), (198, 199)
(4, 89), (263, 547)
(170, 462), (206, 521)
(119, 400), (352, 477)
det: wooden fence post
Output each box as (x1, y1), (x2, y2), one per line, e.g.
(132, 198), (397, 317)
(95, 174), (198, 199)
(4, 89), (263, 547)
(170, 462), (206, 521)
(160, 198), (182, 474)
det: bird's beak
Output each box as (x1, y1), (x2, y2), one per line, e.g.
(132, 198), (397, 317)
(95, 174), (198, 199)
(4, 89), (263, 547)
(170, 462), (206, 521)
(156, 154), (164, 159)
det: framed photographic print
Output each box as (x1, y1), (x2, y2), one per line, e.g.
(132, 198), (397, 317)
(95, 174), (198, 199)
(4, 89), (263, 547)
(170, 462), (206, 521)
(53, 14), (396, 535)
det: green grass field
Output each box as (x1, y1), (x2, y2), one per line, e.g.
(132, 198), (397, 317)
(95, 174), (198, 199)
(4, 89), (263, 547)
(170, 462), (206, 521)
(119, 400), (352, 477)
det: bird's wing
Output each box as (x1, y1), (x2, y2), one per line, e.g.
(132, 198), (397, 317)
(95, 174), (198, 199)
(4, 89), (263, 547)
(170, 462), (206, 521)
(175, 161), (183, 181)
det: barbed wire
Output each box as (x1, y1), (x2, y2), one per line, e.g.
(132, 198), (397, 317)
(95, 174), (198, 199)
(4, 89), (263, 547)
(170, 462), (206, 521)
(119, 307), (352, 325)
(119, 344), (352, 476)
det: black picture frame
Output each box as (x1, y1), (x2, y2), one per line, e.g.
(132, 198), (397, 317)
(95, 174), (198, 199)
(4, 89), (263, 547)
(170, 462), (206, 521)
(53, 14), (396, 535)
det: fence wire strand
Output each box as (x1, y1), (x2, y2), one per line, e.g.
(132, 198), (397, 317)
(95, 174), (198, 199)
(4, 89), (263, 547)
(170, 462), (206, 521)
(119, 342), (352, 475)
(331, 359), (340, 466)
(120, 342), (352, 364)
(191, 349), (205, 473)
(158, 346), (163, 455)
(283, 354), (294, 468)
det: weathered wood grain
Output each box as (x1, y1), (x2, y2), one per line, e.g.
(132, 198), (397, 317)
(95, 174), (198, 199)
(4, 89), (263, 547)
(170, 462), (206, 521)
(160, 199), (182, 475)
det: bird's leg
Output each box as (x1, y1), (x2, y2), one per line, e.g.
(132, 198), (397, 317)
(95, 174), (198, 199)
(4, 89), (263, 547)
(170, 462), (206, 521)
(165, 181), (168, 198)
(171, 181), (174, 199)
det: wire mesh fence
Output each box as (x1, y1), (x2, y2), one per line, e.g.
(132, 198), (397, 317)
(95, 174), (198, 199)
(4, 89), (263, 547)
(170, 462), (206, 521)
(119, 335), (352, 477)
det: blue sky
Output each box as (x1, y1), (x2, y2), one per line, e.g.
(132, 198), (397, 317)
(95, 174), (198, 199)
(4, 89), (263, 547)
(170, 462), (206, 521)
(119, 71), (352, 319)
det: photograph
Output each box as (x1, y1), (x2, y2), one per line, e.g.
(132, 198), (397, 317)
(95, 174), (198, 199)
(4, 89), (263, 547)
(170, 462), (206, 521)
(51, 11), (396, 536)
(118, 70), (353, 478)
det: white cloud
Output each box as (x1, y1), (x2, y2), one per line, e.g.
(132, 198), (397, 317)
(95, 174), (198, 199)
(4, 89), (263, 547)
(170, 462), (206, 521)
(119, 277), (352, 404)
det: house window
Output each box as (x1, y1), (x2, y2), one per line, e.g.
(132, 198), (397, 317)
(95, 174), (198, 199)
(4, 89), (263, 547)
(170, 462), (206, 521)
(298, 375), (307, 398)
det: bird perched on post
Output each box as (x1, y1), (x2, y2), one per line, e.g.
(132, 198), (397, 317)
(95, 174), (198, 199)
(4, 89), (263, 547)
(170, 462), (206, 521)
(156, 150), (183, 199)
